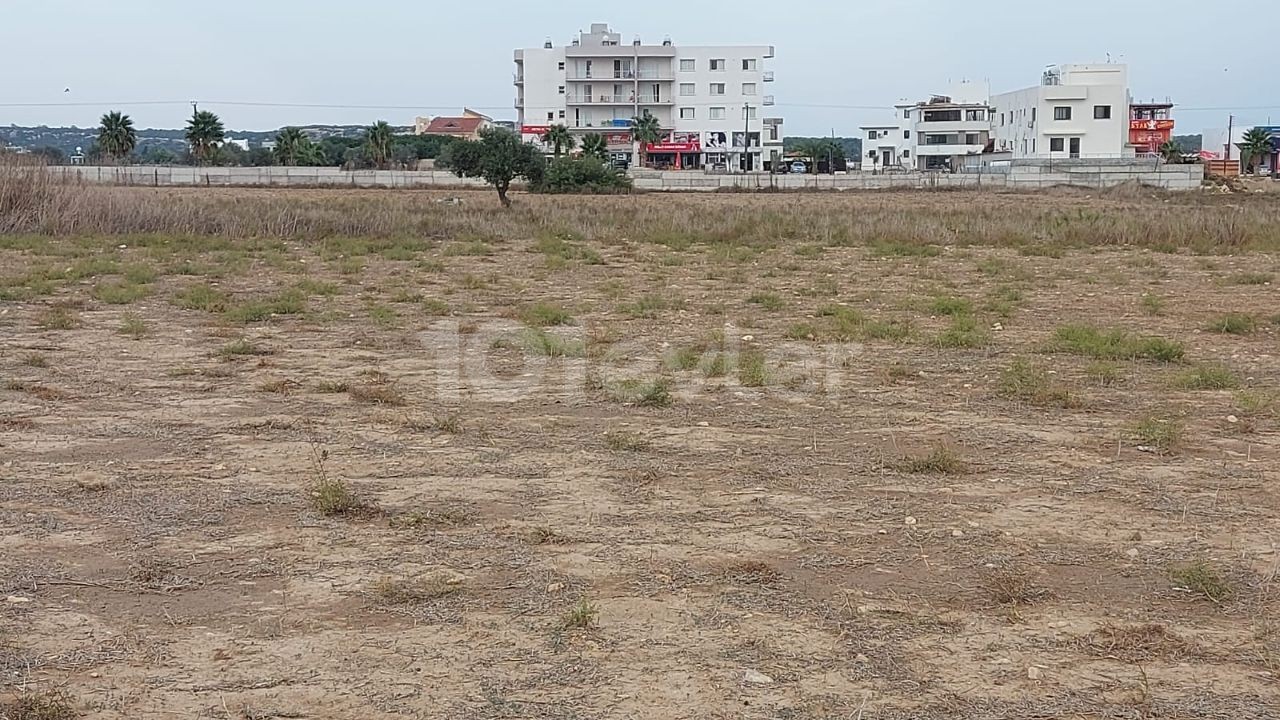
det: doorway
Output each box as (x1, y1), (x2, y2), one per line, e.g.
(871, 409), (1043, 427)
(1069, 138), (1081, 159)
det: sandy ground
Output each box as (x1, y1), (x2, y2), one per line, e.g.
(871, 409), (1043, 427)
(1, 190), (1278, 719)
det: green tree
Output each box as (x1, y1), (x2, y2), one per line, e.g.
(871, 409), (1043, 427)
(97, 111), (137, 164)
(794, 139), (839, 174)
(1240, 128), (1273, 173)
(540, 156), (630, 194)
(630, 111), (662, 168)
(185, 110), (225, 165)
(365, 121), (395, 169)
(541, 125), (575, 158)
(274, 127), (323, 166)
(580, 134), (608, 161)
(446, 127), (545, 208)
(1158, 140), (1183, 164)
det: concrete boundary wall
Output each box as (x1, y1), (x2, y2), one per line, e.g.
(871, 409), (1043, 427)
(50, 162), (1204, 192)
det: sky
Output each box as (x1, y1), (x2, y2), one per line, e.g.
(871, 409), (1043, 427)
(1, 0), (1273, 136)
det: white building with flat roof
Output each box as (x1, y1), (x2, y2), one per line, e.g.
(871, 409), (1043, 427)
(990, 64), (1132, 159)
(514, 23), (783, 171)
(860, 82), (990, 171)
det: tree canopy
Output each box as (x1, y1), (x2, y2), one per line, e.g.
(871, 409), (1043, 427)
(445, 127), (545, 208)
(185, 110), (225, 165)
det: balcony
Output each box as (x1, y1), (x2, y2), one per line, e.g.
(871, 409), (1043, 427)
(913, 120), (989, 134)
(763, 71), (775, 82)
(637, 95), (675, 105)
(762, 95), (775, 106)
(513, 73), (524, 85)
(916, 143), (985, 156)
(568, 95), (634, 105)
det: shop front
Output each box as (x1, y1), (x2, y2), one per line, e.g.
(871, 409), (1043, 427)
(645, 134), (703, 170)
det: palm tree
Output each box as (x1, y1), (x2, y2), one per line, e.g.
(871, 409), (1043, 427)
(580, 134), (608, 161)
(365, 121), (395, 169)
(185, 110), (225, 165)
(1158, 140), (1182, 165)
(1240, 127), (1273, 174)
(541, 125), (575, 158)
(631, 111), (662, 168)
(97, 111), (137, 164)
(274, 127), (318, 166)
(794, 139), (836, 174)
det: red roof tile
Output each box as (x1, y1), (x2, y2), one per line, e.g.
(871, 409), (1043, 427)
(424, 117), (486, 135)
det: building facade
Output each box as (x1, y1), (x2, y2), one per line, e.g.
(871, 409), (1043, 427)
(990, 64), (1132, 159)
(414, 109), (494, 140)
(860, 83), (990, 171)
(1129, 101), (1175, 155)
(514, 23), (783, 171)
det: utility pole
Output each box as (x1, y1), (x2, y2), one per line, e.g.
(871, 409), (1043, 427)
(1226, 114), (1234, 160)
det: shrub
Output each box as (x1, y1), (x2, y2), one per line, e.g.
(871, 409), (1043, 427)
(562, 597), (599, 629)
(999, 358), (1077, 407)
(898, 446), (964, 474)
(1174, 364), (1238, 390)
(1205, 313), (1256, 335)
(536, 156), (631, 194)
(1170, 561), (1232, 603)
(929, 296), (974, 317)
(519, 301), (574, 327)
(223, 289), (307, 324)
(935, 315), (988, 349)
(172, 283), (228, 312)
(1132, 413), (1184, 453)
(92, 280), (150, 305)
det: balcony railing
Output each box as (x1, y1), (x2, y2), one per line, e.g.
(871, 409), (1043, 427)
(567, 95), (635, 104)
(762, 95), (775, 106)
(637, 95), (674, 105)
(513, 73), (524, 84)
(763, 71), (775, 82)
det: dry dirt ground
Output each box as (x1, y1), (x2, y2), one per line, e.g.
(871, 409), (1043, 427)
(1, 189), (1278, 719)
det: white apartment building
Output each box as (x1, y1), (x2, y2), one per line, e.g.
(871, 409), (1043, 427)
(860, 82), (990, 171)
(514, 23), (783, 171)
(990, 64), (1132, 159)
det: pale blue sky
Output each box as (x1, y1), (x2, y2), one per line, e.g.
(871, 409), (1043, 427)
(1, 0), (1272, 135)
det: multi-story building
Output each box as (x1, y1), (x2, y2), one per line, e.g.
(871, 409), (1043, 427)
(1129, 101), (1175, 155)
(989, 64), (1132, 159)
(859, 83), (990, 171)
(514, 23), (783, 171)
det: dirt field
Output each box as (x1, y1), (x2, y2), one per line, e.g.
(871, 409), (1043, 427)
(1, 188), (1278, 719)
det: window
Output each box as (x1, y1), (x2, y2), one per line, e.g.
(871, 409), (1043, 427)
(558, 86), (565, 94)
(1050, 137), (1065, 152)
(904, 109), (910, 119)
(1000, 113), (1005, 126)
(558, 110), (565, 119)
(743, 106), (757, 120)
(546, 112), (554, 121)
(742, 83), (757, 96)
(710, 107), (726, 120)
(679, 58), (695, 72)
(558, 61), (565, 71)
(903, 130), (910, 139)
(965, 133), (979, 145)
(680, 107), (695, 120)
(1053, 106), (1072, 121)
(710, 83), (726, 96)
(768, 124), (779, 141)
(679, 83), (695, 96)
(743, 59), (757, 71)
(902, 150), (910, 158)
(710, 59), (726, 71)
(1031, 108), (1036, 123)
(868, 130), (878, 140)
(1093, 105), (1112, 119)
(966, 109), (986, 122)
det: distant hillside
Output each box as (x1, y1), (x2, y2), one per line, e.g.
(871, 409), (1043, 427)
(0, 124), (401, 157)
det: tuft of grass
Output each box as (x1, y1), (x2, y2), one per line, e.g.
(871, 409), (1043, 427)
(257, 378), (294, 394)
(929, 295), (974, 317)
(118, 312), (147, 339)
(21, 353), (48, 368)
(522, 329), (585, 358)
(1085, 361), (1124, 387)
(999, 358), (1078, 407)
(223, 289), (307, 324)
(1174, 364), (1238, 391)
(1204, 313), (1256, 335)
(666, 344), (705, 371)
(934, 315), (988, 349)
(982, 568), (1049, 606)
(367, 304), (399, 328)
(1140, 294), (1165, 316)
(861, 318), (911, 341)
(1170, 561), (1232, 603)
(702, 353), (728, 378)
(1047, 324), (1183, 362)
(172, 283), (228, 312)
(122, 264), (159, 284)
(519, 301), (574, 327)
(348, 382), (407, 406)
(307, 447), (364, 516)
(737, 349), (767, 387)
(1228, 272), (1273, 286)
(619, 294), (676, 320)
(372, 573), (462, 605)
(604, 431), (650, 452)
(91, 280), (150, 305)
(444, 240), (493, 256)
(421, 298), (450, 316)
(562, 597), (599, 629)
(1235, 390), (1276, 417)
(533, 232), (603, 265)
(784, 322), (820, 341)
(314, 379), (350, 394)
(36, 306), (80, 330)
(719, 559), (782, 585)
(1131, 413), (1184, 453)
(217, 339), (270, 358)
(897, 445), (964, 474)
(869, 240), (940, 258)
(294, 278), (341, 296)
(747, 292), (785, 311)
(1, 689), (79, 720)
(610, 377), (674, 407)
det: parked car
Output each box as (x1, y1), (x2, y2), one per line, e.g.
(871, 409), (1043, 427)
(789, 161), (808, 174)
